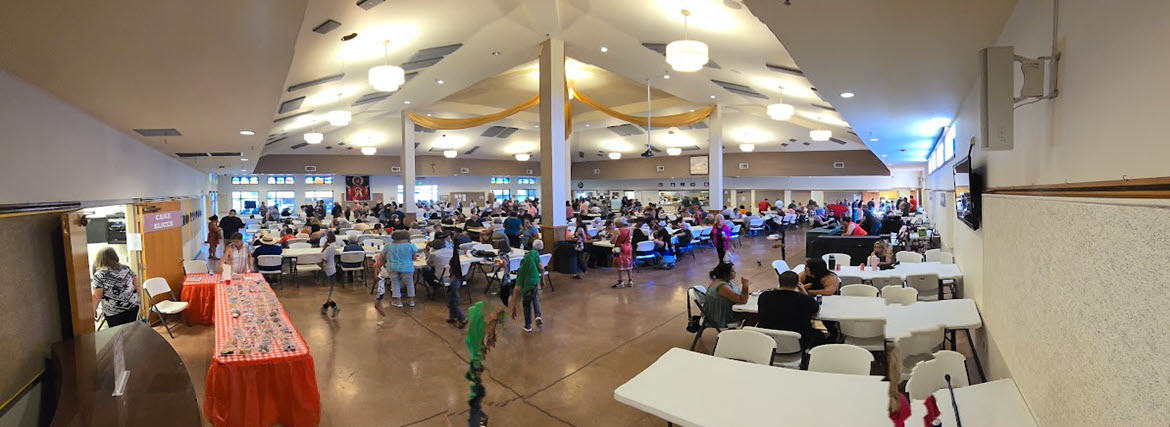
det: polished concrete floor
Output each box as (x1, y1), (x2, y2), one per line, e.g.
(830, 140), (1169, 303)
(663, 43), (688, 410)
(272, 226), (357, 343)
(164, 227), (977, 426)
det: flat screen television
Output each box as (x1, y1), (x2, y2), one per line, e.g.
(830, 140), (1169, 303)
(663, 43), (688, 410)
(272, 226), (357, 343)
(953, 155), (982, 230)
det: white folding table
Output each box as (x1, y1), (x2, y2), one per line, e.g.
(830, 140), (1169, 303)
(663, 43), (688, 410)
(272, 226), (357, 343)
(909, 379), (1037, 426)
(615, 348), (891, 427)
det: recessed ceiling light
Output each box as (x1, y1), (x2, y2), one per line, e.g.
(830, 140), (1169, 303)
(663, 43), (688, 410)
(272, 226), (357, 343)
(663, 74), (670, 79)
(881, 154), (888, 157)
(241, 158), (248, 161)
(709, 95), (716, 99)
(426, 113), (432, 117)
(870, 138), (879, 142)
(491, 51), (501, 56)
(239, 130), (254, 136)
(585, 124), (590, 127)
(689, 109), (695, 112)
(404, 101), (411, 104)
(600, 46), (608, 53)
(840, 92), (855, 98)
(436, 79), (444, 85)
(534, 124), (539, 128)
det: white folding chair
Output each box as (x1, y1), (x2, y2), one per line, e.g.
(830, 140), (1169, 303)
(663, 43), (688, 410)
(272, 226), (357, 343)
(697, 227), (712, 248)
(743, 327), (803, 369)
(905, 350), (969, 400)
(183, 260), (209, 275)
(362, 239), (384, 250)
(538, 253), (555, 291)
(295, 233), (310, 239)
(294, 253), (323, 285)
(340, 251), (368, 286)
(894, 324), (946, 378)
(287, 238), (309, 246)
(357, 234), (379, 243)
(747, 218), (764, 235)
(906, 273), (941, 301)
(459, 242), (478, 251)
(256, 255), (284, 288)
(142, 277), (188, 338)
(840, 284), (880, 298)
(896, 250), (923, 263)
(881, 286), (918, 305)
(771, 260), (791, 278)
(839, 317), (887, 352)
(870, 276), (904, 290)
(485, 256), (523, 295)
(288, 242), (311, 249)
(472, 243), (494, 252)
(839, 276), (864, 286)
(822, 253), (852, 268)
(729, 224), (742, 247)
(633, 241), (657, 269)
(713, 329), (776, 365)
(807, 344), (875, 376)
(924, 249), (954, 264)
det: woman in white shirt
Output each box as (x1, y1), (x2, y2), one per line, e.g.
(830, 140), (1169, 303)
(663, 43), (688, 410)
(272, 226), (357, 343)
(221, 233), (252, 274)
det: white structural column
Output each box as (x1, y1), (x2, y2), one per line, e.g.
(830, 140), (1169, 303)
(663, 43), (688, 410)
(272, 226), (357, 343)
(749, 190), (757, 214)
(707, 104), (724, 210)
(565, 125), (574, 201)
(784, 190), (793, 206)
(729, 190), (738, 209)
(401, 112), (416, 216)
(539, 38), (570, 247)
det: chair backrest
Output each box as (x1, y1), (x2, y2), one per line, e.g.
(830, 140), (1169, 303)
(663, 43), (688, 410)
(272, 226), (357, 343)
(730, 224), (742, 234)
(296, 253), (322, 264)
(340, 252), (365, 263)
(743, 326), (802, 355)
(687, 285), (708, 319)
(896, 324), (945, 361)
(906, 274), (940, 299)
(840, 284), (879, 297)
(287, 238), (309, 245)
(459, 242), (477, 251)
(925, 250), (954, 264)
(587, 228), (600, 237)
(363, 239), (384, 249)
(905, 350), (969, 400)
(713, 330), (777, 365)
(473, 243), (494, 252)
(345, 230), (361, 237)
(635, 241), (656, 252)
(749, 218), (763, 227)
(538, 253), (552, 269)
(296, 233), (310, 239)
(839, 317), (886, 340)
(183, 260), (209, 275)
(807, 344), (875, 376)
(357, 234), (378, 242)
(822, 253), (852, 267)
(142, 277), (171, 299)
(870, 276), (904, 289)
(838, 276), (864, 286)
(896, 251), (923, 263)
(288, 242), (311, 249)
(508, 256), (523, 272)
(257, 255), (283, 269)
(771, 260), (791, 277)
(881, 286), (918, 305)
(410, 238), (427, 246)
(699, 228), (712, 237)
(338, 228), (354, 235)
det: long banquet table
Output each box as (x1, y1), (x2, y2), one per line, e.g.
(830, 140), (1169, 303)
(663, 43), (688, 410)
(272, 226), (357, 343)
(180, 273), (220, 325)
(199, 273), (320, 427)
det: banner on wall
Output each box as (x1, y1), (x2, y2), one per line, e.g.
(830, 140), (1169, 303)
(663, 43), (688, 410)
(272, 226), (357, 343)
(142, 211), (181, 233)
(345, 176), (371, 202)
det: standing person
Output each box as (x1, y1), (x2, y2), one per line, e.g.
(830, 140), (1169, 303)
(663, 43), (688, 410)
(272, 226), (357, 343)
(258, 202), (269, 221)
(503, 212), (522, 248)
(320, 232), (340, 317)
(331, 202), (343, 220)
(91, 247), (140, 327)
(442, 234), (469, 328)
(509, 250), (544, 332)
(521, 217), (540, 250)
(206, 215), (222, 260)
(374, 230), (418, 314)
(610, 219), (634, 288)
(221, 233), (252, 274)
(908, 196), (918, 213)
(218, 210), (244, 246)
(572, 218), (589, 280)
(712, 214), (732, 263)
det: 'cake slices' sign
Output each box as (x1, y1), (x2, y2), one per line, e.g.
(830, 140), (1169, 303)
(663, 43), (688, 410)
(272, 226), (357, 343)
(143, 211), (181, 232)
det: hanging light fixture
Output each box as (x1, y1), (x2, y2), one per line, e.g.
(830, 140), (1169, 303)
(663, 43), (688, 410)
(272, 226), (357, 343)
(608, 152), (622, 160)
(327, 110), (351, 126)
(665, 10), (709, 72)
(304, 131), (323, 144)
(810, 129), (832, 141)
(666, 147), (682, 156)
(361, 147), (376, 155)
(369, 41), (405, 92)
(767, 103), (794, 120)
(514, 153), (531, 161)
(740, 143), (756, 152)
(443, 150), (458, 158)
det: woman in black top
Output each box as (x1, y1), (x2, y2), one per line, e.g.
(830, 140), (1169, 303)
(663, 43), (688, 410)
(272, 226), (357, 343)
(798, 258), (840, 297)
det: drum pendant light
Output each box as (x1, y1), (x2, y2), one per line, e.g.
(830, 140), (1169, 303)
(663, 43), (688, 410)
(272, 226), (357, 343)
(665, 10), (708, 72)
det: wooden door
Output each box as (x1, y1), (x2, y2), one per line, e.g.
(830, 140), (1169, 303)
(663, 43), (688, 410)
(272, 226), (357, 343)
(60, 211), (96, 336)
(137, 201), (185, 297)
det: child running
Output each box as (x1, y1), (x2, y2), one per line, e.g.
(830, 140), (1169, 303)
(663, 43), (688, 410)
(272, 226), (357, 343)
(509, 250), (544, 332)
(319, 231), (340, 317)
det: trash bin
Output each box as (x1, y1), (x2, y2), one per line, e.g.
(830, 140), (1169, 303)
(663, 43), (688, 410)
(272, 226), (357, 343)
(554, 240), (579, 274)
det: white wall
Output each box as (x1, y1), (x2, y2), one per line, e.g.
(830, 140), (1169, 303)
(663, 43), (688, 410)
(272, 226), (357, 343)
(924, 0), (1170, 424)
(577, 170), (920, 193)
(0, 68), (211, 206)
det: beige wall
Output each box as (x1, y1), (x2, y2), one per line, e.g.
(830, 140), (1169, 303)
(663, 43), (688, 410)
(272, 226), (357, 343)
(572, 151), (889, 180)
(254, 154), (541, 176)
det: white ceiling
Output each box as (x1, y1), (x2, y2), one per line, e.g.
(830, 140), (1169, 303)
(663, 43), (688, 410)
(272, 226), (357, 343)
(744, 0), (1017, 166)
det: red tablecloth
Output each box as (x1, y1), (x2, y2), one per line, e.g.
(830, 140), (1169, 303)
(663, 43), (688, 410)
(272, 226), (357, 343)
(180, 273), (219, 325)
(203, 274), (320, 427)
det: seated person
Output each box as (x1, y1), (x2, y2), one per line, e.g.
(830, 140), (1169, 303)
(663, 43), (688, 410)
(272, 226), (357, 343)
(809, 211), (835, 227)
(757, 271), (825, 350)
(798, 258), (840, 297)
(251, 233), (283, 270)
(702, 262), (751, 328)
(651, 223), (672, 254)
(464, 214), (484, 229)
(841, 215), (868, 236)
(352, 219), (372, 231)
(277, 228), (297, 246)
(870, 239), (895, 269)
(451, 229), (472, 247)
(341, 235), (365, 281)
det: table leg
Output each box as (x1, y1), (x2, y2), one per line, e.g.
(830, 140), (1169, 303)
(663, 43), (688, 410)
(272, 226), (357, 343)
(965, 329), (987, 382)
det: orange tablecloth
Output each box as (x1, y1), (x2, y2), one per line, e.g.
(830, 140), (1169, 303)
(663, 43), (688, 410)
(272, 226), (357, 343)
(203, 274), (320, 427)
(180, 273), (219, 325)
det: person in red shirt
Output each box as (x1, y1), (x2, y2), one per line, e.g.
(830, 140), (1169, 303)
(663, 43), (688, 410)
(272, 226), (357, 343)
(841, 216), (868, 236)
(757, 199), (771, 214)
(908, 196), (918, 212)
(826, 202), (849, 219)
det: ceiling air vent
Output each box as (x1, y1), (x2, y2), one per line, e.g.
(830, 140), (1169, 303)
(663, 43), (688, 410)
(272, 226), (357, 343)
(833, 162), (846, 169)
(402, 57), (442, 71)
(764, 63), (804, 76)
(209, 152), (243, 157)
(325, 146), (333, 150)
(279, 97), (305, 114)
(642, 43), (721, 69)
(273, 110), (314, 124)
(414, 124), (436, 133)
(265, 136), (288, 146)
(352, 92), (391, 107)
(407, 44), (463, 63)
(305, 165), (317, 172)
(812, 104), (837, 112)
(780, 143), (789, 147)
(802, 142), (811, 146)
(287, 73), (344, 92)
(578, 151), (585, 158)
(312, 19), (341, 34)
(134, 128), (181, 137)
(480, 126), (518, 138)
(829, 138), (849, 146)
(355, 0), (384, 10)
(710, 80), (767, 99)
(290, 142), (310, 150)
(689, 121), (709, 130)
(463, 146), (480, 155)
(607, 124), (644, 136)
(175, 152), (209, 158)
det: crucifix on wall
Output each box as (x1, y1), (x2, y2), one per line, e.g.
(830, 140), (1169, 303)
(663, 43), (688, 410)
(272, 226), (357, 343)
(430, 162), (437, 174)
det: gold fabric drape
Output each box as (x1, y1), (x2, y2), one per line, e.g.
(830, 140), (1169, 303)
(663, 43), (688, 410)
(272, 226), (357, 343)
(406, 95), (539, 130)
(572, 89), (714, 128)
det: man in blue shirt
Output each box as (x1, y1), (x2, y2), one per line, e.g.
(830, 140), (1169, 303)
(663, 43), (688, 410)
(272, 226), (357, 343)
(341, 235), (365, 282)
(503, 212), (522, 248)
(252, 233), (283, 271)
